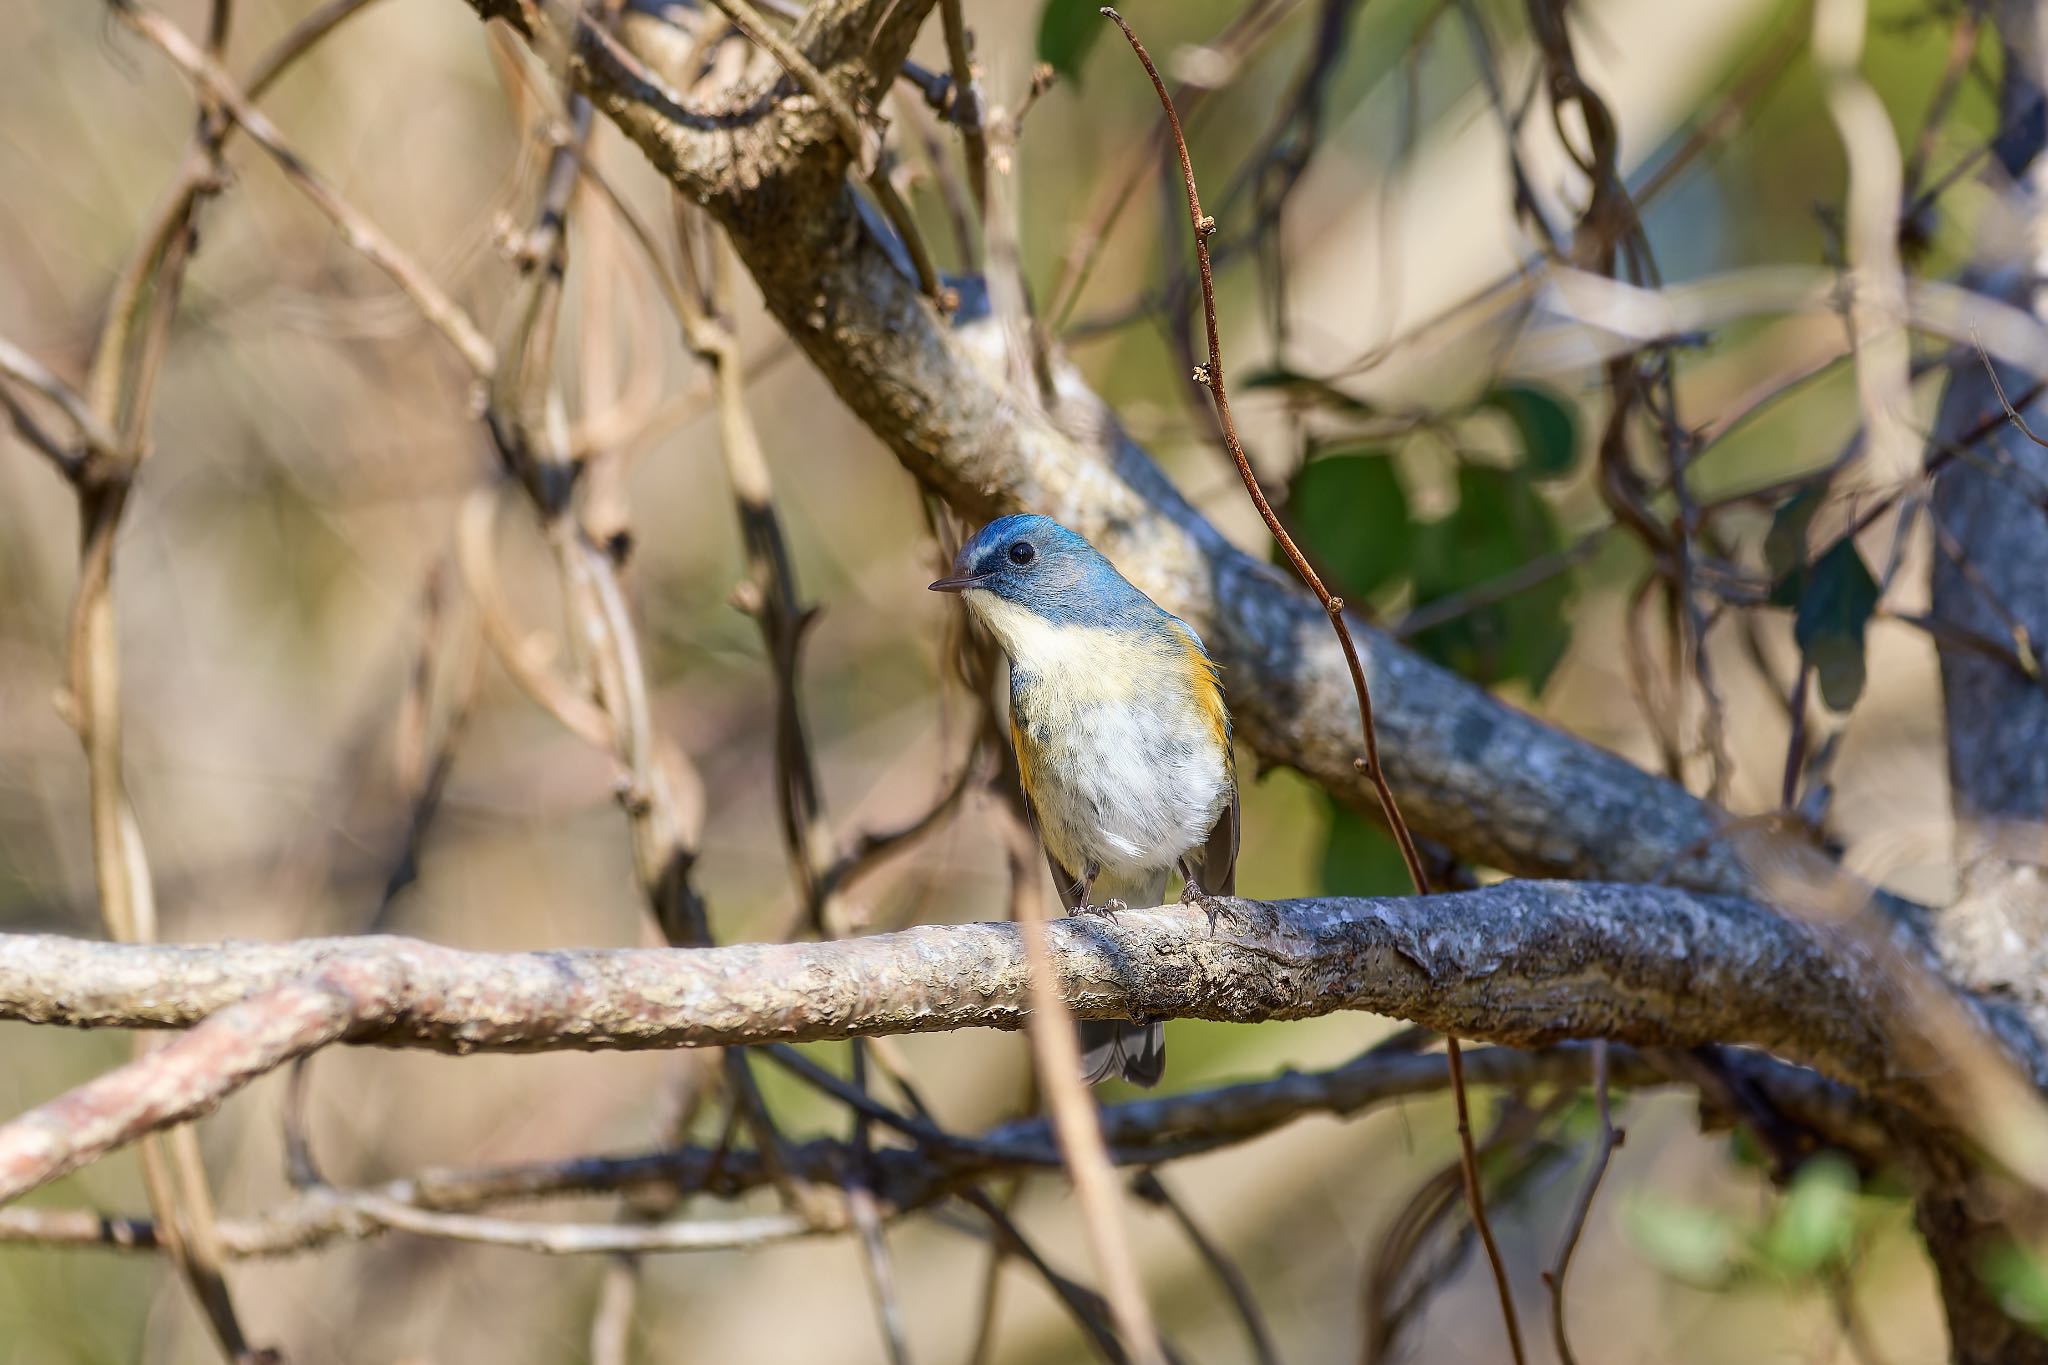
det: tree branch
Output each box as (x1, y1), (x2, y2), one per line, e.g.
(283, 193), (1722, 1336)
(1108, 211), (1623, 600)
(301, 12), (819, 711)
(0, 879), (2029, 1208)
(0, 1039), (1881, 1259)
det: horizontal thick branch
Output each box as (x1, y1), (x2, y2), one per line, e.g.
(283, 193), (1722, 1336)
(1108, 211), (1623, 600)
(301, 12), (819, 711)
(0, 881), (2027, 1207)
(0, 886), (1888, 1058)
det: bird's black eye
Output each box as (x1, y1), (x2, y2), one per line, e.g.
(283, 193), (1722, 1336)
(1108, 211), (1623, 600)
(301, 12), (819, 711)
(1007, 541), (1036, 566)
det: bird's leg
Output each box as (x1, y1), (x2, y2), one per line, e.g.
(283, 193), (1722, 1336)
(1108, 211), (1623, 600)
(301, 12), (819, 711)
(1077, 863), (1126, 917)
(1177, 857), (1226, 933)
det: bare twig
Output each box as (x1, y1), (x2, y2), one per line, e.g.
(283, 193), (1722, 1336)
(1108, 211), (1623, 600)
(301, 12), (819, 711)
(1814, 0), (1915, 486)
(114, 1), (496, 378)
(937, 0), (987, 214)
(671, 206), (846, 934)
(1543, 1039), (1624, 1365)
(1096, 8), (1426, 897)
(1130, 1171), (1279, 1365)
(848, 1040), (913, 1365)
(455, 486), (615, 748)
(959, 1188), (1139, 1364)
(1004, 818), (1164, 1364)
(589, 1255), (639, 1365)
(1099, 10), (1520, 1361)
(0, 336), (123, 473)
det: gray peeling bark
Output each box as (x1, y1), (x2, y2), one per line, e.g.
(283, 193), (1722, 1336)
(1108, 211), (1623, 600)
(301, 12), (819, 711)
(514, 0), (1758, 898)
(0, 881), (2030, 1209)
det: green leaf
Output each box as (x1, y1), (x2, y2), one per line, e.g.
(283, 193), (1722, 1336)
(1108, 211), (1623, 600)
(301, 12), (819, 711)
(1765, 486), (1825, 599)
(1759, 1153), (1858, 1276)
(1409, 464), (1573, 692)
(1626, 1196), (1739, 1287)
(1244, 366), (1375, 415)
(1483, 382), (1579, 479)
(1315, 792), (1412, 896)
(1792, 538), (1881, 712)
(1284, 449), (1411, 600)
(1037, 0), (1105, 85)
(1981, 1240), (2048, 1330)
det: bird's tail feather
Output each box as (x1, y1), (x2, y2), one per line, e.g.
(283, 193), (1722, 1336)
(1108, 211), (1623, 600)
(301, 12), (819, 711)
(1074, 869), (1167, 1087)
(1078, 1018), (1165, 1087)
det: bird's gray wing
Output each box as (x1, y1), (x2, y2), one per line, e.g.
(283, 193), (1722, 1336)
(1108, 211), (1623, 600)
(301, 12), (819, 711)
(1193, 787), (1239, 896)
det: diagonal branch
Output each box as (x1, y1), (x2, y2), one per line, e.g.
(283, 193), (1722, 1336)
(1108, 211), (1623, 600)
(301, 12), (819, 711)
(472, 0), (1827, 906)
(118, 0), (495, 377)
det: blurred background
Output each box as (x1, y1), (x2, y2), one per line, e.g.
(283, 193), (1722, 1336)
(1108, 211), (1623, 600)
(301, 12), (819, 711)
(0, 0), (2004, 1359)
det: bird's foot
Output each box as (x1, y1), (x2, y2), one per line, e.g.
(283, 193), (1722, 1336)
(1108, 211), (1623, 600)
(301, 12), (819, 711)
(1180, 884), (1228, 934)
(1075, 898), (1129, 918)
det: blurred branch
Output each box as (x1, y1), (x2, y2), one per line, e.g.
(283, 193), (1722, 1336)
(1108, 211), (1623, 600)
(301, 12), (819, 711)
(0, 1038), (1880, 1263)
(669, 206), (846, 934)
(1003, 813), (1164, 1364)
(1129, 1171), (1279, 1365)
(937, 0), (987, 215)
(0, 336), (121, 477)
(116, 0), (496, 378)
(0, 874), (2029, 1210)
(1813, 0), (1916, 486)
(456, 486), (616, 748)
(1543, 1039), (1622, 1365)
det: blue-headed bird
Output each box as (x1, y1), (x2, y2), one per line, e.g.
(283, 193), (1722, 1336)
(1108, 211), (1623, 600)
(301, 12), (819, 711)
(931, 514), (1238, 1086)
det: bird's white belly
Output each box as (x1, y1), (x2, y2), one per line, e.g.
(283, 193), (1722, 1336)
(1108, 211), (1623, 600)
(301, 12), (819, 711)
(1026, 694), (1231, 884)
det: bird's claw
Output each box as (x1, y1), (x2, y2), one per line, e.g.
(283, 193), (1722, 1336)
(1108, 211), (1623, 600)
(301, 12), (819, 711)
(1076, 898), (1128, 918)
(1180, 886), (1227, 934)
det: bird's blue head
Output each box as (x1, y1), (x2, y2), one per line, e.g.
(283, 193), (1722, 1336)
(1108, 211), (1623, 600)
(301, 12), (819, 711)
(928, 514), (1152, 629)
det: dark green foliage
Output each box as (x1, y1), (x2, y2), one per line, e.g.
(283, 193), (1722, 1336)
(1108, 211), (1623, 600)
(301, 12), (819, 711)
(1483, 382), (1579, 479)
(1315, 792), (1412, 896)
(1285, 449), (1410, 599)
(1764, 486), (1825, 585)
(1408, 465), (1572, 692)
(1766, 496), (1881, 713)
(1243, 365), (1375, 414)
(1037, 0), (1105, 84)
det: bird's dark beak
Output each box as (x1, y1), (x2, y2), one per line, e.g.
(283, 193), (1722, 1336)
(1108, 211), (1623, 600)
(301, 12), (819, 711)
(928, 574), (987, 594)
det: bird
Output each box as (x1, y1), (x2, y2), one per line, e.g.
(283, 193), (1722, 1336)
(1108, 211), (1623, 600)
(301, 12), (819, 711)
(930, 513), (1237, 1087)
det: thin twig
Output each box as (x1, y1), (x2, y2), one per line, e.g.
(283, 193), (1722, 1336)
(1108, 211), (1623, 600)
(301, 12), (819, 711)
(1096, 8), (1426, 896)
(1001, 826), (1164, 1364)
(937, 0), (988, 214)
(1099, 11), (1523, 1362)
(847, 1042), (914, 1365)
(0, 336), (123, 471)
(1130, 1171), (1280, 1365)
(706, 0), (877, 173)
(589, 1254), (639, 1365)
(963, 1176), (1022, 1365)
(673, 206), (847, 935)
(1543, 1038), (1623, 1365)
(959, 1189), (1137, 1364)
(114, 1), (496, 378)
(456, 485), (615, 748)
